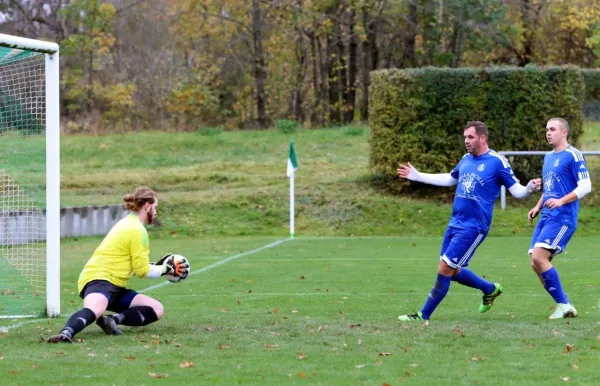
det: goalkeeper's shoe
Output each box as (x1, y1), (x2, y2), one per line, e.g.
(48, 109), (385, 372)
(398, 311), (425, 322)
(479, 283), (503, 313)
(96, 315), (123, 335)
(548, 303), (577, 319)
(47, 332), (73, 344)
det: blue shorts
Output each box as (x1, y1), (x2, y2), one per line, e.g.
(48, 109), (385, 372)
(440, 226), (487, 268)
(529, 216), (575, 258)
(79, 280), (139, 313)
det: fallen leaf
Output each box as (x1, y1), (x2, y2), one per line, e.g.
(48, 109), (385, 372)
(560, 377), (569, 382)
(218, 344), (230, 350)
(378, 352), (392, 356)
(297, 372), (306, 379)
(125, 356), (135, 360)
(9, 370), (18, 375)
(297, 352), (306, 359)
(32, 364), (39, 369)
(292, 310), (298, 313)
(237, 298), (241, 305)
(264, 344), (279, 349)
(572, 364), (579, 369)
(148, 372), (168, 379)
(565, 344), (574, 353)
(272, 308), (279, 314)
(402, 347), (408, 353)
(220, 308), (230, 313)
(350, 324), (361, 328)
(179, 362), (194, 368)
(376, 360), (383, 365)
(356, 364), (365, 369)
(205, 326), (214, 332)
(384, 383), (392, 386)
(300, 275), (305, 280)
(410, 363), (420, 367)
(471, 357), (484, 361)
(452, 325), (465, 337)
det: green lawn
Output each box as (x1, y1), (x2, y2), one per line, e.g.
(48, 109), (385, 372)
(1, 236), (599, 384)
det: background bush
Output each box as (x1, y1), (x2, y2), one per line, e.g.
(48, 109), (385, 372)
(369, 66), (585, 193)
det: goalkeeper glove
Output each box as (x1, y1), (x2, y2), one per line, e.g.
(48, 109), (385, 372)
(151, 254), (175, 276)
(172, 257), (190, 280)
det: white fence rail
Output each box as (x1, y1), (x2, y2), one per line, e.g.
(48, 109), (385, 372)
(499, 150), (600, 209)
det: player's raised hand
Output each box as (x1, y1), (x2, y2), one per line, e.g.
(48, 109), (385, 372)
(528, 206), (540, 223)
(398, 162), (420, 181)
(526, 178), (542, 193)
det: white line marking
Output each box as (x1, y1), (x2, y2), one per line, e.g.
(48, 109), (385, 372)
(140, 238), (291, 293)
(1, 238), (291, 331)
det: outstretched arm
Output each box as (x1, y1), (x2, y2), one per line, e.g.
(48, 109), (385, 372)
(508, 178), (541, 199)
(397, 162), (458, 187)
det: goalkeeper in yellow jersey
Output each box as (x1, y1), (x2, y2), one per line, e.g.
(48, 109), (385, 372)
(48, 186), (189, 343)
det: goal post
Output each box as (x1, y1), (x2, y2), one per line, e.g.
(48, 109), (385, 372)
(0, 34), (60, 318)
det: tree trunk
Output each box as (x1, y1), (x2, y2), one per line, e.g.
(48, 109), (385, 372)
(403, 0), (417, 68)
(309, 32), (321, 124)
(251, 0), (267, 128)
(317, 36), (329, 124)
(360, 5), (379, 121)
(343, 9), (357, 124)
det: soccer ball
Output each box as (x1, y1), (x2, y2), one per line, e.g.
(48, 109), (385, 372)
(165, 254), (190, 283)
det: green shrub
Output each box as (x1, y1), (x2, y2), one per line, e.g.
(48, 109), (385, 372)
(275, 119), (299, 133)
(369, 66), (585, 192)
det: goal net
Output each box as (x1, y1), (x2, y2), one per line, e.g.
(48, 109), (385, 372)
(0, 34), (59, 318)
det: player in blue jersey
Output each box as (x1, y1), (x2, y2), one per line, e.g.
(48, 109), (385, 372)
(527, 118), (591, 319)
(396, 121), (541, 323)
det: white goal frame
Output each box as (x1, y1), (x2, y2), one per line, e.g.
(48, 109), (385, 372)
(0, 34), (60, 317)
(499, 150), (600, 210)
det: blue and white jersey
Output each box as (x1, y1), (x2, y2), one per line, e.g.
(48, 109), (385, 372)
(449, 150), (519, 232)
(540, 145), (589, 226)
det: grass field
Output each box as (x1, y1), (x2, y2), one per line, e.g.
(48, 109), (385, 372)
(1, 236), (599, 384)
(1, 122), (600, 384)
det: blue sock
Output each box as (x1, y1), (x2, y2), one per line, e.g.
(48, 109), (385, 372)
(420, 274), (452, 320)
(452, 268), (495, 294)
(541, 267), (568, 304)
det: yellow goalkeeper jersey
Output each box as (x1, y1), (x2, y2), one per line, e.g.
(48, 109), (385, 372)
(78, 213), (151, 292)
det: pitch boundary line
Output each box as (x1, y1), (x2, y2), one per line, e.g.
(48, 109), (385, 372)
(1, 238), (292, 332)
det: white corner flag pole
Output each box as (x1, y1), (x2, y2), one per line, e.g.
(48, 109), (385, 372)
(286, 140), (298, 239)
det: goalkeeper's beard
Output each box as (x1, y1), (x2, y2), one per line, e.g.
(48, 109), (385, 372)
(147, 212), (155, 225)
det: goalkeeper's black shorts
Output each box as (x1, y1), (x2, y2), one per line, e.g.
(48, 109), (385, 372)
(79, 280), (139, 313)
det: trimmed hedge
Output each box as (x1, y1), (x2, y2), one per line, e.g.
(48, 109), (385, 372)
(369, 66), (584, 192)
(581, 68), (600, 120)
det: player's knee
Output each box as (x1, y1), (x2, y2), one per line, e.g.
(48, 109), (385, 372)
(152, 302), (164, 320)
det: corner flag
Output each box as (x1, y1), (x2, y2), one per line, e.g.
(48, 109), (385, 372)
(287, 140), (298, 177)
(287, 140), (298, 239)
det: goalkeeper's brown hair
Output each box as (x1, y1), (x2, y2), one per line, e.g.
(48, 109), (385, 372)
(123, 186), (157, 211)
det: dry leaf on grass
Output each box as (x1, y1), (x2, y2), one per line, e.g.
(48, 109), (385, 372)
(356, 364), (365, 369)
(297, 352), (306, 359)
(179, 362), (194, 368)
(218, 344), (230, 350)
(148, 372), (168, 379)
(560, 377), (570, 382)
(297, 372), (306, 379)
(378, 352), (392, 356)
